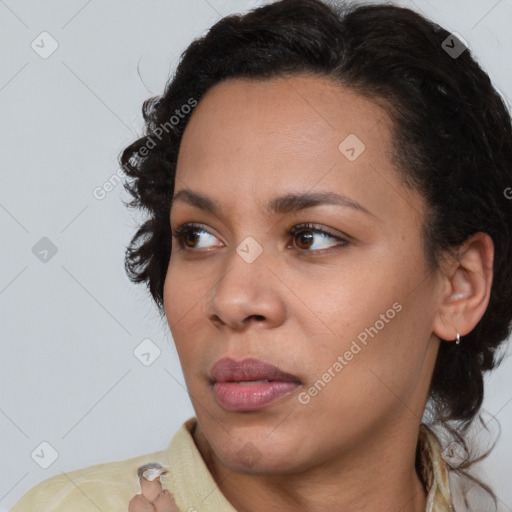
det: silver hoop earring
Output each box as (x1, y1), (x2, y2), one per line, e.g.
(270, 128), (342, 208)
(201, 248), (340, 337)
(455, 332), (461, 345)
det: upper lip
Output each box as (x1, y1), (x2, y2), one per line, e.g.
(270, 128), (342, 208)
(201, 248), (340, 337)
(210, 357), (301, 384)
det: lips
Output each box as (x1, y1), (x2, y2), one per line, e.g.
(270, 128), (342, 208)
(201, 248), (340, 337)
(210, 357), (301, 384)
(209, 358), (301, 412)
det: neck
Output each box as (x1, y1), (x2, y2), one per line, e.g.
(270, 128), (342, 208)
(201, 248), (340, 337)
(193, 420), (428, 512)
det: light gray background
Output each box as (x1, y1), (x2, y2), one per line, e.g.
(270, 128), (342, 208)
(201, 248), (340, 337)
(1, 0), (511, 510)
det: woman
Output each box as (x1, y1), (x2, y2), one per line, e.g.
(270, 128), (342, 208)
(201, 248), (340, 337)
(11, 0), (512, 511)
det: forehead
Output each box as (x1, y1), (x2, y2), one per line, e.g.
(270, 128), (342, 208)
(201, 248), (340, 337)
(179, 73), (391, 155)
(174, 73), (424, 223)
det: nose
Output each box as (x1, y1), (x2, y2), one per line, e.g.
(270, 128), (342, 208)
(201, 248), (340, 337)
(204, 246), (287, 331)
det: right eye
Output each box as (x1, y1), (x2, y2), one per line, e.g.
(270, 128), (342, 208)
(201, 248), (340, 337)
(171, 223), (222, 251)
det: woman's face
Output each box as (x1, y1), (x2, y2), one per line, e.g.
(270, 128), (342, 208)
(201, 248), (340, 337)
(164, 74), (444, 474)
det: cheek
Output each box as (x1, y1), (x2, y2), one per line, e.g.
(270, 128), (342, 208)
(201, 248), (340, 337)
(291, 246), (429, 385)
(303, 297), (435, 429)
(163, 254), (210, 325)
(163, 260), (208, 363)
(288, 247), (403, 340)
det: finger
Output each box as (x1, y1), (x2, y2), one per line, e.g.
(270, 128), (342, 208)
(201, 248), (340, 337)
(140, 480), (164, 503)
(128, 494), (157, 512)
(153, 489), (181, 512)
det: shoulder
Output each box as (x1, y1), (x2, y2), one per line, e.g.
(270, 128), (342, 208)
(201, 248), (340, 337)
(10, 448), (168, 512)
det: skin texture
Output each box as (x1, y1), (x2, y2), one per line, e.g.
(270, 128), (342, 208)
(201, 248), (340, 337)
(163, 74), (494, 512)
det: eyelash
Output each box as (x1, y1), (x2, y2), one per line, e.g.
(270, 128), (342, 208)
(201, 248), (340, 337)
(171, 222), (349, 254)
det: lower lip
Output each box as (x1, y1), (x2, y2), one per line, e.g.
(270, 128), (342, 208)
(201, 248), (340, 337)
(212, 381), (300, 411)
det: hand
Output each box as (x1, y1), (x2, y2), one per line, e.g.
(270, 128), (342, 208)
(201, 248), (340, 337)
(129, 462), (181, 512)
(153, 489), (180, 512)
(128, 489), (180, 512)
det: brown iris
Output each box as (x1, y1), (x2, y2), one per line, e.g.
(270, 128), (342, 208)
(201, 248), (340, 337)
(295, 230), (314, 249)
(183, 230), (200, 248)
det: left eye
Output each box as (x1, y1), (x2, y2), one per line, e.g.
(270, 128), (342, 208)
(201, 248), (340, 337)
(171, 222), (348, 252)
(289, 223), (347, 251)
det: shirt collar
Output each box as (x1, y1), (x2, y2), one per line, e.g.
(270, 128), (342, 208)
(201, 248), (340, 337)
(418, 424), (454, 511)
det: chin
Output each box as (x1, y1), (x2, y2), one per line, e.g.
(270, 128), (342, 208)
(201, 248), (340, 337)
(217, 443), (304, 476)
(205, 421), (313, 476)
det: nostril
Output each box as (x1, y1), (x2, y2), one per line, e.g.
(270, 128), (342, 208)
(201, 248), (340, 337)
(248, 315), (265, 322)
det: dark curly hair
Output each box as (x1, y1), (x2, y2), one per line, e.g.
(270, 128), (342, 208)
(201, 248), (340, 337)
(120, 0), (512, 506)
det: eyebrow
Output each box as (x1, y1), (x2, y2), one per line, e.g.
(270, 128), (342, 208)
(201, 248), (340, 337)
(171, 189), (375, 217)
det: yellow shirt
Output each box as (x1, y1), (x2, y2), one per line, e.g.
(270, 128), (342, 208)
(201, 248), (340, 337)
(10, 418), (453, 511)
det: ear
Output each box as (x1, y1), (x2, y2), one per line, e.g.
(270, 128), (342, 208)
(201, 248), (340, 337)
(432, 232), (494, 343)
